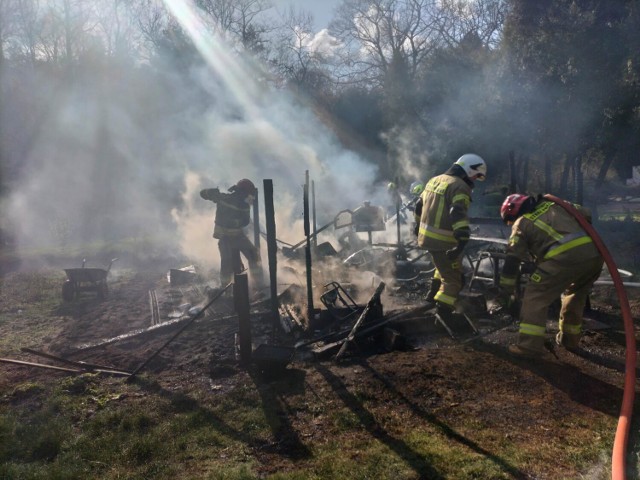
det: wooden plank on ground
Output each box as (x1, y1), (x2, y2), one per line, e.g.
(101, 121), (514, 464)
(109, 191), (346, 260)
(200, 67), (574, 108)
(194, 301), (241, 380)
(335, 282), (386, 361)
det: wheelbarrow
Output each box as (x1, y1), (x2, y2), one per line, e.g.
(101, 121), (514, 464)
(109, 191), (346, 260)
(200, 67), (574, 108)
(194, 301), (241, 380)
(62, 258), (118, 302)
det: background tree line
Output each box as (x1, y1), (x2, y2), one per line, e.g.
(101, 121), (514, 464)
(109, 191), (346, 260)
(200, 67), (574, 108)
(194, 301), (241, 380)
(1, 0), (639, 246)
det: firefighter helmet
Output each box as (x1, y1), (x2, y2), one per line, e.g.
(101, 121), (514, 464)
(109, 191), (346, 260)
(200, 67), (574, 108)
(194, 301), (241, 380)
(455, 154), (487, 181)
(409, 181), (424, 196)
(234, 178), (257, 196)
(500, 194), (532, 224)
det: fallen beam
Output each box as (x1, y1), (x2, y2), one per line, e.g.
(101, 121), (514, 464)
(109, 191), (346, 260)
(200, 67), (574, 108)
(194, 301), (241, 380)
(335, 281), (386, 361)
(0, 357), (131, 377)
(20, 348), (132, 375)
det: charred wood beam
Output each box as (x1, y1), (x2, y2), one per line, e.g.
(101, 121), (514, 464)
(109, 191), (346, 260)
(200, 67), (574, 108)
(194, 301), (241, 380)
(264, 179), (280, 331)
(304, 170), (314, 321)
(20, 348), (131, 374)
(0, 357), (131, 376)
(335, 282), (386, 361)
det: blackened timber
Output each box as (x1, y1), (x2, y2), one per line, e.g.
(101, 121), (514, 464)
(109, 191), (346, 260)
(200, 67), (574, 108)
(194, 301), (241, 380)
(0, 357), (131, 376)
(20, 348), (131, 374)
(304, 170), (314, 322)
(312, 180), (318, 248)
(253, 189), (261, 252)
(1, 357), (82, 373)
(335, 282), (386, 361)
(264, 179), (280, 330)
(395, 175), (401, 245)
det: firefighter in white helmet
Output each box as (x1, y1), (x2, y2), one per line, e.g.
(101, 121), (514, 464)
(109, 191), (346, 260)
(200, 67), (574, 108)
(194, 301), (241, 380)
(414, 154), (487, 318)
(200, 179), (263, 288)
(498, 193), (604, 358)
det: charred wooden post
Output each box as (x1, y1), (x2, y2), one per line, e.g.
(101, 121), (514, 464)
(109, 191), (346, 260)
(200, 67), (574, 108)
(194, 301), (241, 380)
(312, 180), (318, 248)
(263, 179), (280, 330)
(234, 272), (252, 364)
(253, 188), (261, 251)
(304, 171), (315, 322)
(395, 175), (401, 246)
(335, 281), (386, 361)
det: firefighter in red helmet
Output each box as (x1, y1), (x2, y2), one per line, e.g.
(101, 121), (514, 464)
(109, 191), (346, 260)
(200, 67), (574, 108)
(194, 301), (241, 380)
(414, 154), (487, 320)
(200, 179), (263, 289)
(498, 193), (604, 358)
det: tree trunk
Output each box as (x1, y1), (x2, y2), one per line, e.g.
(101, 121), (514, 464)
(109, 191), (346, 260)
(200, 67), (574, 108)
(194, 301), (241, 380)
(509, 151), (517, 193)
(559, 156), (571, 197)
(595, 154), (615, 188)
(521, 155), (529, 192)
(544, 157), (552, 193)
(574, 157), (583, 205)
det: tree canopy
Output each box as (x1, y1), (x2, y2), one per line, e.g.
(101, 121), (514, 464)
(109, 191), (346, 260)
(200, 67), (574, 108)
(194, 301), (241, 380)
(1, 0), (639, 246)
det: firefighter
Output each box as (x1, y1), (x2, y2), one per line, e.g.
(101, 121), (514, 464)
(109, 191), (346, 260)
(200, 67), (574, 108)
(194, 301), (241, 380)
(498, 194), (604, 358)
(414, 154), (487, 317)
(200, 179), (263, 289)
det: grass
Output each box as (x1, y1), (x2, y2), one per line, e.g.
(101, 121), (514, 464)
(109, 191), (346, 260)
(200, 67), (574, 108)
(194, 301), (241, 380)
(3, 364), (616, 480)
(0, 238), (634, 480)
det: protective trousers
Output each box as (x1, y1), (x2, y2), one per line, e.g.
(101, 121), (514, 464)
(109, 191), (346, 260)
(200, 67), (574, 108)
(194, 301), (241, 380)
(429, 250), (464, 310)
(218, 234), (262, 288)
(516, 255), (603, 352)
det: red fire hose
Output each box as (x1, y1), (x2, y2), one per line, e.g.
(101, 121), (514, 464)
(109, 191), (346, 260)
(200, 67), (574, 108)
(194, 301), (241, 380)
(544, 194), (636, 480)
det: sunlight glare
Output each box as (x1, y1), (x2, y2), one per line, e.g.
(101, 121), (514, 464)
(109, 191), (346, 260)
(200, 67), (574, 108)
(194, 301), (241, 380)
(161, 0), (262, 118)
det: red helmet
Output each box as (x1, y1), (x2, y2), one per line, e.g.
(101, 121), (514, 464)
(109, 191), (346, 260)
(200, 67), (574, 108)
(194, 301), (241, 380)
(500, 194), (531, 223)
(234, 178), (256, 195)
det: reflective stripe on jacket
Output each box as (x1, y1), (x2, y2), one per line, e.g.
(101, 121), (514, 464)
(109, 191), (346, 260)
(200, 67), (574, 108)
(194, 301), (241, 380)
(505, 201), (599, 265)
(416, 173), (471, 251)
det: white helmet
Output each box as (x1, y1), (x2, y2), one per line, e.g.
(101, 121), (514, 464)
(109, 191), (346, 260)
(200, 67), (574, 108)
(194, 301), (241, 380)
(455, 153), (486, 181)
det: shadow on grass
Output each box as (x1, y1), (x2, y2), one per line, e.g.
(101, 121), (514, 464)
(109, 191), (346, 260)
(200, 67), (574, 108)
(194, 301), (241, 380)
(469, 339), (626, 417)
(316, 360), (528, 480)
(132, 369), (312, 462)
(469, 338), (639, 479)
(248, 367), (312, 460)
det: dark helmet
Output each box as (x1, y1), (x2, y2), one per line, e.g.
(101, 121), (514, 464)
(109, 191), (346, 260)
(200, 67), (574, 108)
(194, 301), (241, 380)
(234, 178), (257, 196)
(500, 193), (532, 224)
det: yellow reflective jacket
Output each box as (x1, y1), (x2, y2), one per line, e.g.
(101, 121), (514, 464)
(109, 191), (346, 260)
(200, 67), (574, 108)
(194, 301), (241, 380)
(499, 199), (601, 290)
(415, 171), (472, 251)
(506, 200), (599, 263)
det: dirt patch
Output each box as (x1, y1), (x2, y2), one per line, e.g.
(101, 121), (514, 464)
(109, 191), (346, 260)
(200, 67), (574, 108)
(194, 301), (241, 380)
(1, 252), (640, 478)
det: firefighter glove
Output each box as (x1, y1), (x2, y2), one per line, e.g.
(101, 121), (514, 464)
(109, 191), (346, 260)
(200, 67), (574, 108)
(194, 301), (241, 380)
(413, 222), (419, 237)
(497, 291), (514, 309)
(520, 261), (536, 275)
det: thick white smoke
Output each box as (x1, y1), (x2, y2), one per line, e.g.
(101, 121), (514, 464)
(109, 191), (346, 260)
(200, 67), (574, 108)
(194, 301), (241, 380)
(4, 14), (380, 276)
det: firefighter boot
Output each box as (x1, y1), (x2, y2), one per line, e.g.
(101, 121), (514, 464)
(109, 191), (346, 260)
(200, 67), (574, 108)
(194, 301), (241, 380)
(425, 278), (441, 304)
(508, 344), (543, 359)
(555, 331), (580, 351)
(508, 333), (545, 359)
